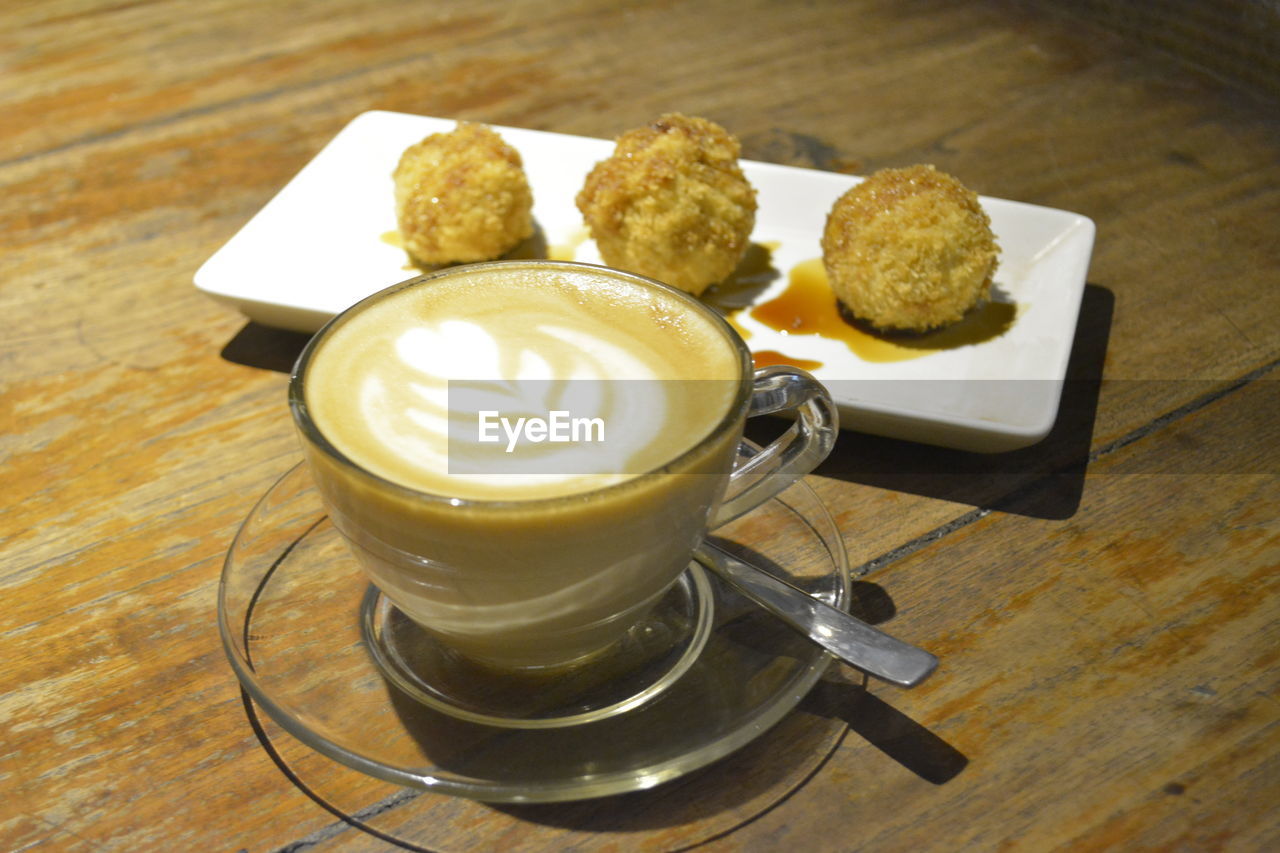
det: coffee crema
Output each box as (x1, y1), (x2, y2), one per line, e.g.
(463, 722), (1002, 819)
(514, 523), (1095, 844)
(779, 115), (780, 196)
(304, 264), (743, 501)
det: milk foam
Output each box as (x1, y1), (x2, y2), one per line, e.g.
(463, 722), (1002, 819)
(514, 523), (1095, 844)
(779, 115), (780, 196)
(305, 266), (741, 500)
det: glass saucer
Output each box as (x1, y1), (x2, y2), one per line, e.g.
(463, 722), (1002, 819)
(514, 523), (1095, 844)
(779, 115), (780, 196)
(218, 456), (849, 803)
(361, 563), (715, 729)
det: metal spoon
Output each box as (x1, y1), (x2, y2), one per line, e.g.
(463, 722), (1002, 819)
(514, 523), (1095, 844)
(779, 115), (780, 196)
(694, 541), (939, 688)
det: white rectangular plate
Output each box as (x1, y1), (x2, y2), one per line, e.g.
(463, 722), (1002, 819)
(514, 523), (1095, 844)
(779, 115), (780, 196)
(196, 111), (1094, 452)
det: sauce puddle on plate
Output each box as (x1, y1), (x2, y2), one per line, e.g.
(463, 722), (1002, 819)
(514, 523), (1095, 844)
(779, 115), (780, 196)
(752, 349), (822, 371)
(741, 258), (1018, 369)
(383, 230), (1016, 373)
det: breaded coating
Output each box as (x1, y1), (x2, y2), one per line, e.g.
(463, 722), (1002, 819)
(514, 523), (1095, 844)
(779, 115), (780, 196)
(576, 113), (757, 296)
(821, 164), (999, 332)
(393, 122), (534, 266)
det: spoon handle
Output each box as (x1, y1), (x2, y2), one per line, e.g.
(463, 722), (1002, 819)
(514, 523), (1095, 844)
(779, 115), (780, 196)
(696, 542), (939, 688)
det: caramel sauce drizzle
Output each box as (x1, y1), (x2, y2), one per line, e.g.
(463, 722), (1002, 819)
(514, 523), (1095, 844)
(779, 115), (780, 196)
(381, 231), (1016, 372)
(742, 258), (1017, 368)
(751, 349), (823, 371)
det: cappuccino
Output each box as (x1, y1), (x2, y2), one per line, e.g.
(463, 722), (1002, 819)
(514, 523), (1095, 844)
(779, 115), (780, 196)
(294, 262), (751, 668)
(303, 263), (742, 501)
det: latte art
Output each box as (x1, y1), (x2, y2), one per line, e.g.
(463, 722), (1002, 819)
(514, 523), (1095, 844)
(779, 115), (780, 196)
(305, 265), (742, 500)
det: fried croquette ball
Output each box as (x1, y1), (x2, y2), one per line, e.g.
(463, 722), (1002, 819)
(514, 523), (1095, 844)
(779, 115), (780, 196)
(576, 113), (757, 296)
(821, 164), (999, 332)
(393, 122), (534, 266)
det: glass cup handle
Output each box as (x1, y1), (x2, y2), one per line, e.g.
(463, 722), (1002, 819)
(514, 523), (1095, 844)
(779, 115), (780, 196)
(709, 366), (838, 529)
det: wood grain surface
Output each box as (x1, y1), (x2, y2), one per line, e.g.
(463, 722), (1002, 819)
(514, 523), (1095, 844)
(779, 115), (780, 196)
(2, 1), (1277, 850)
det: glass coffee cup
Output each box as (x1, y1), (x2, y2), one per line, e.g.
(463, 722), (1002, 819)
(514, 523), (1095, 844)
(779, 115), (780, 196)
(290, 260), (836, 673)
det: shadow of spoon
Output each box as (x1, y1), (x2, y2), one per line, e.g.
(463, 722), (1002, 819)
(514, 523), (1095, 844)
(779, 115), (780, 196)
(695, 541), (939, 688)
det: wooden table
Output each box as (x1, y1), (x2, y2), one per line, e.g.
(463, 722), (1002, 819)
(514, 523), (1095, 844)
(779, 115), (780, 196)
(4, 1), (1277, 849)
